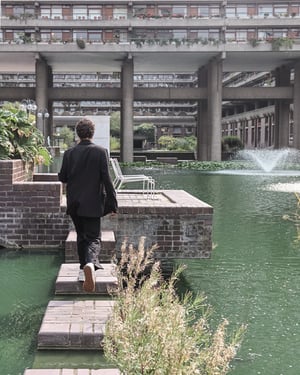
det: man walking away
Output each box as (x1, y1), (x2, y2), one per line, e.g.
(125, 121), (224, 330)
(58, 118), (118, 292)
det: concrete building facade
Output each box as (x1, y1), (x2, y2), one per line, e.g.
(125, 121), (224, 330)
(1, 0), (300, 160)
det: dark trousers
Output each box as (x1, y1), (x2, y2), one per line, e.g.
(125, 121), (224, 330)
(70, 214), (102, 270)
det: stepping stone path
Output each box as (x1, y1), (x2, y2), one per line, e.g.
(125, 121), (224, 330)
(55, 263), (118, 295)
(23, 231), (119, 375)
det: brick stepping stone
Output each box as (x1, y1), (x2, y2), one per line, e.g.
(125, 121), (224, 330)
(24, 370), (120, 375)
(38, 300), (115, 350)
(55, 263), (118, 295)
(65, 231), (116, 263)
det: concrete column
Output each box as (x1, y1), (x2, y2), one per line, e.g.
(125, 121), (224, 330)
(120, 56), (134, 162)
(207, 56), (223, 161)
(274, 66), (291, 148)
(293, 62), (300, 149)
(35, 55), (50, 140)
(196, 67), (208, 161)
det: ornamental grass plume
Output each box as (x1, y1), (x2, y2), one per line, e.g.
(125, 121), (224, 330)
(103, 237), (246, 375)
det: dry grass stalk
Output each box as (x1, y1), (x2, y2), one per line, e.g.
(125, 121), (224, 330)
(104, 237), (246, 375)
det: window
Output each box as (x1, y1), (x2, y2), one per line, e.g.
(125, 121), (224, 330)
(173, 30), (187, 39)
(52, 6), (62, 19)
(88, 30), (102, 42)
(158, 6), (171, 17)
(226, 7), (236, 18)
(274, 4), (288, 16)
(172, 6), (187, 17)
(88, 6), (102, 20)
(258, 5), (273, 17)
(237, 6), (248, 18)
(73, 6), (87, 20)
(211, 7), (220, 17)
(51, 30), (62, 41)
(156, 30), (172, 40)
(40, 6), (50, 19)
(198, 6), (209, 17)
(225, 31), (236, 41)
(113, 7), (127, 19)
(40, 29), (51, 41)
(198, 30), (209, 39)
(73, 30), (87, 40)
(236, 30), (247, 41)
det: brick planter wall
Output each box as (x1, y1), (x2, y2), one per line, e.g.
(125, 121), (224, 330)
(0, 160), (70, 249)
(102, 190), (213, 262)
(0, 160), (213, 264)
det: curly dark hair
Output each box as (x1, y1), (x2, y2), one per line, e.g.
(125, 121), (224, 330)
(76, 118), (95, 139)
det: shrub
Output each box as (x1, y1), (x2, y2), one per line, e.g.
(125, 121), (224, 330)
(0, 103), (52, 172)
(103, 237), (246, 374)
(222, 136), (244, 153)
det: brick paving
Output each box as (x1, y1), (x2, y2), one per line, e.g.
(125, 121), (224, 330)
(38, 300), (115, 349)
(55, 263), (117, 295)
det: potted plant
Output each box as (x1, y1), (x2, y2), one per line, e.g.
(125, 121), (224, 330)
(0, 102), (52, 179)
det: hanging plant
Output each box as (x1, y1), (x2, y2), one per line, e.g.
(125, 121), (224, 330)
(76, 38), (86, 49)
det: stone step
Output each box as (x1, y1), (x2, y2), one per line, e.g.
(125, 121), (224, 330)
(55, 263), (118, 295)
(65, 230), (116, 263)
(38, 300), (115, 350)
(24, 370), (120, 375)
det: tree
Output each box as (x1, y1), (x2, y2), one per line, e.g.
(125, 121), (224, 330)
(134, 123), (155, 143)
(58, 126), (74, 148)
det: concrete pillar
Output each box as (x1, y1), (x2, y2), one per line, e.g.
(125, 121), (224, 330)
(274, 66), (290, 148)
(120, 56), (134, 162)
(196, 66), (208, 161)
(35, 55), (50, 141)
(293, 62), (300, 149)
(207, 56), (223, 161)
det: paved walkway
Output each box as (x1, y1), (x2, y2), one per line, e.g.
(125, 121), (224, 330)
(24, 262), (119, 374)
(38, 299), (115, 349)
(55, 263), (117, 295)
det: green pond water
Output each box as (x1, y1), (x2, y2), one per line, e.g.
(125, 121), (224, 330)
(1, 167), (300, 374)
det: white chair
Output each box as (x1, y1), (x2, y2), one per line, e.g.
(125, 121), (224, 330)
(110, 158), (155, 198)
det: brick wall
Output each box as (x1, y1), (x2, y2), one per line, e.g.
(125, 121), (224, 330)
(0, 160), (213, 263)
(102, 190), (213, 262)
(0, 160), (70, 249)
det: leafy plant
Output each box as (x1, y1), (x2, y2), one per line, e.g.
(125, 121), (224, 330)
(248, 38), (259, 47)
(110, 136), (120, 151)
(104, 237), (246, 374)
(158, 135), (197, 151)
(76, 38), (86, 49)
(0, 103), (52, 172)
(222, 136), (244, 153)
(269, 37), (293, 51)
(134, 123), (155, 143)
(56, 125), (74, 148)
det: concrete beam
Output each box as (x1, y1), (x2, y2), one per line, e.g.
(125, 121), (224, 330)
(0, 86), (294, 102)
(134, 87), (207, 100)
(223, 87), (293, 100)
(48, 87), (122, 101)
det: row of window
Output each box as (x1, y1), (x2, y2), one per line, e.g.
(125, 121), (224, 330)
(1, 28), (299, 43)
(1, 3), (300, 20)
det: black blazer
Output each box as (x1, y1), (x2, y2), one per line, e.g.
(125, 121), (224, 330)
(58, 140), (118, 217)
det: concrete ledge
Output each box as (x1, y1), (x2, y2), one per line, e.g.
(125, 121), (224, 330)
(55, 263), (117, 295)
(24, 369), (120, 375)
(38, 300), (114, 350)
(156, 156), (178, 164)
